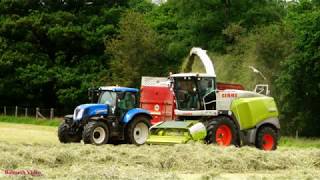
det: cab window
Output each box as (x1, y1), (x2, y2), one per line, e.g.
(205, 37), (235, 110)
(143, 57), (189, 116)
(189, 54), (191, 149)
(198, 77), (215, 97)
(99, 91), (117, 107)
(118, 92), (137, 110)
(174, 77), (200, 110)
(197, 77), (216, 109)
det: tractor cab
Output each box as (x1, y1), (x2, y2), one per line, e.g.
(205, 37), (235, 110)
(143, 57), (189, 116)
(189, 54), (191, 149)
(89, 86), (138, 116)
(97, 87), (138, 116)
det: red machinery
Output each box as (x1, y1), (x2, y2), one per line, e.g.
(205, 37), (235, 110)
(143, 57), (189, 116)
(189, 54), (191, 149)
(217, 82), (244, 91)
(139, 77), (175, 124)
(140, 76), (245, 124)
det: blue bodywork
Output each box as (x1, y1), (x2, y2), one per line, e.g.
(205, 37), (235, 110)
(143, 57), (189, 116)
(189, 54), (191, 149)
(74, 105), (150, 125)
(99, 86), (139, 93)
(122, 108), (151, 124)
(72, 86), (150, 124)
(74, 104), (109, 121)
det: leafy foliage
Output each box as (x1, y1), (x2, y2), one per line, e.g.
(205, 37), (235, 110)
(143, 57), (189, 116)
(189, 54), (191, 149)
(0, 1), (124, 111)
(106, 11), (166, 87)
(0, 0), (319, 136)
(276, 0), (320, 136)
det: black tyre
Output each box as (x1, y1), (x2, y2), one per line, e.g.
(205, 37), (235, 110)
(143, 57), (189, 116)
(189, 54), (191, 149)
(256, 126), (277, 151)
(206, 116), (238, 146)
(126, 116), (150, 145)
(82, 121), (109, 145)
(58, 122), (82, 143)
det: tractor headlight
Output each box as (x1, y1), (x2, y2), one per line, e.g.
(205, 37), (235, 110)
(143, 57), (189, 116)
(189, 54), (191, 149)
(73, 108), (85, 120)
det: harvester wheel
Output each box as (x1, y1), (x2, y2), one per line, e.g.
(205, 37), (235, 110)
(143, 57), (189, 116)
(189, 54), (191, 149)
(256, 126), (277, 151)
(58, 122), (82, 143)
(126, 116), (150, 145)
(82, 121), (109, 145)
(206, 116), (238, 146)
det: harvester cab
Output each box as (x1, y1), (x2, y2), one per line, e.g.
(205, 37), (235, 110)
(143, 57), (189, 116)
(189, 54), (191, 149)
(171, 73), (217, 117)
(58, 86), (152, 145)
(147, 47), (280, 150)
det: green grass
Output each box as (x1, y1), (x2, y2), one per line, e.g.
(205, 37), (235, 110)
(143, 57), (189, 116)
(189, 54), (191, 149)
(280, 137), (320, 148)
(0, 116), (61, 127)
(1, 116), (320, 148)
(0, 122), (58, 145)
(1, 116), (319, 148)
(0, 122), (319, 179)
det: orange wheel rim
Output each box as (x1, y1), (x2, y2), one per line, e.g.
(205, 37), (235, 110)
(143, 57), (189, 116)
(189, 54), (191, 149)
(262, 134), (274, 150)
(215, 125), (232, 146)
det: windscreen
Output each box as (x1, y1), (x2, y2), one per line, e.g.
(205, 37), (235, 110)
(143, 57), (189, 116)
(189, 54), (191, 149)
(98, 91), (117, 107)
(174, 77), (200, 110)
(174, 76), (216, 110)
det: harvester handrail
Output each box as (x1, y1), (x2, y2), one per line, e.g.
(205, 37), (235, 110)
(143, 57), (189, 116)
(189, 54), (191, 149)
(202, 89), (216, 110)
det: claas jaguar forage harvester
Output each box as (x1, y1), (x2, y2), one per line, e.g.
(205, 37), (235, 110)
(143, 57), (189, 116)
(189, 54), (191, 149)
(144, 47), (280, 150)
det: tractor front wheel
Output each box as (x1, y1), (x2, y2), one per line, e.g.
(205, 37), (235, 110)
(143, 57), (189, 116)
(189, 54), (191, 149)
(256, 126), (277, 151)
(126, 116), (150, 145)
(82, 121), (109, 145)
(58, 122), (82, 143)
(206, 116), (238, 146)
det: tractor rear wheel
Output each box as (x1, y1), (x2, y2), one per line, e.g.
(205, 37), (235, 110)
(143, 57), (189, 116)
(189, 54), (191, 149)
(206, 116), (238, 146)
(58, 122), (82, 143)
(126, 116), (150, 145)
(256, 126), (277, 151)
(82, 121), (109, 145)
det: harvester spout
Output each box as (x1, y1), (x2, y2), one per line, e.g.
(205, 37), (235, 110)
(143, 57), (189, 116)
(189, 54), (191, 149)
(183, 47), (216, 77)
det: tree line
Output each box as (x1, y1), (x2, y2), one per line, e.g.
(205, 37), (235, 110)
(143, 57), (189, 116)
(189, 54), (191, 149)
(0, 0), (319, 136)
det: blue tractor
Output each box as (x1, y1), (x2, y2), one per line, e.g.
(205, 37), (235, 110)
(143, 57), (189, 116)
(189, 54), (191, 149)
(58, 86), (152, 145)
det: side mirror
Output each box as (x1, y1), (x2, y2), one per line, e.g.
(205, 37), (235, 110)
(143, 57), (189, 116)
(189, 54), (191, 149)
(88, 87), (100, 103)
(88, 88), (93, 102)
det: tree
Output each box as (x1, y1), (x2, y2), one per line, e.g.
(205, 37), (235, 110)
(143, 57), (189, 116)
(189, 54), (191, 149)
(276, 0), (320, 136)
(106, 10), (166, 87)
(0, 1), (125, 112)
(147, 0), (285, 53)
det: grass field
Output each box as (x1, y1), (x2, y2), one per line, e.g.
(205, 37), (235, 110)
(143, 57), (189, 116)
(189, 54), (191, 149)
(0, 116), (61, 126)
(0, 122), (320, 179)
